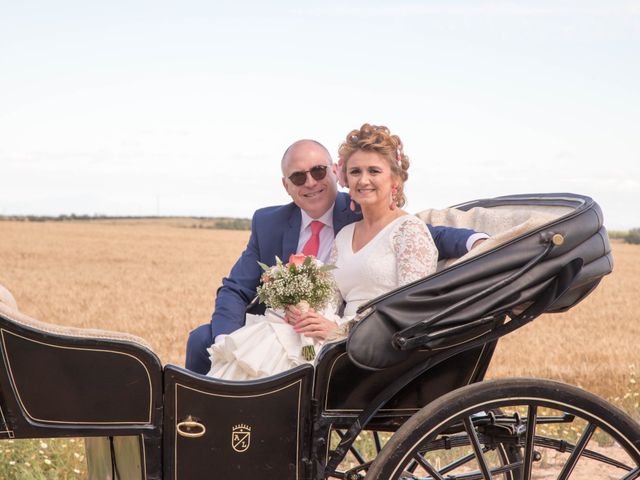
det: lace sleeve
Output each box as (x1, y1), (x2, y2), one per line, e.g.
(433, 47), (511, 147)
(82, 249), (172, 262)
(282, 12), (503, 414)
(392, 217), (438, 286)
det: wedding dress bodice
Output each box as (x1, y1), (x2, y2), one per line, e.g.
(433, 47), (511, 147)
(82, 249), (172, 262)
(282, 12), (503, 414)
(331, 215), (438, 318)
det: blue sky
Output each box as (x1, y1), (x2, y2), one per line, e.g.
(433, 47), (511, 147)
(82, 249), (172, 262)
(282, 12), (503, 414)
(1, 1), (638, 228)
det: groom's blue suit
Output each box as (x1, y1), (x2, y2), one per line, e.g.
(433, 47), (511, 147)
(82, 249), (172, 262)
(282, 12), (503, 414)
(185, 192), (476, 374)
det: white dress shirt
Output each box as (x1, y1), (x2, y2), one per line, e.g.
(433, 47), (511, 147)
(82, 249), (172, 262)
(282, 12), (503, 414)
(296, 206), (335, 263)
(466, 232), (490, 251)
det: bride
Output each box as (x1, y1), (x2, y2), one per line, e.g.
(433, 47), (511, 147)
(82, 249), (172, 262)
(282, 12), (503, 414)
(208, 124), (438, 380)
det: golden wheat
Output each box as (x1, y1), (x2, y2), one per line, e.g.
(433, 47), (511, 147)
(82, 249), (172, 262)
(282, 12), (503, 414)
(0, 219), (638, 415)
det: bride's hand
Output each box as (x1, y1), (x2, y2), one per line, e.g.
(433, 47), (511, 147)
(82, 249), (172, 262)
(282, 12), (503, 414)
(284, 305), (303, 325)
(293, 309), (338, 340)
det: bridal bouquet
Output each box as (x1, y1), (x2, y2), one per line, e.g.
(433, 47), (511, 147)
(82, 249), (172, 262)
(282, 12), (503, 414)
(257, 253), (336, 360)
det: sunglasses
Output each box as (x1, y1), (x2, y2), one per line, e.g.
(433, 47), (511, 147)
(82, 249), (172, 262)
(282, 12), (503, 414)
(287, 165), (329, 186)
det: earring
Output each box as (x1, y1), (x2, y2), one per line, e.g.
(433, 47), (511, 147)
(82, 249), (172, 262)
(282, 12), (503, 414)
(350, 200), (356, 212)
(390, 187), (398, 210)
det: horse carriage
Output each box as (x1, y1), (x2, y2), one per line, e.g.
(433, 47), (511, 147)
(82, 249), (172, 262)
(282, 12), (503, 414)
(1, 192), (638, 479)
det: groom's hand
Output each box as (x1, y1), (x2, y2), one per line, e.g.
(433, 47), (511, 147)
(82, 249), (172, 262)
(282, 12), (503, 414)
(294, 309), (338, 340)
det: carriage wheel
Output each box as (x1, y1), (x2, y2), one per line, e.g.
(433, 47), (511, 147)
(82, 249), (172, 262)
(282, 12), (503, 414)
(366, 378), (640, 480)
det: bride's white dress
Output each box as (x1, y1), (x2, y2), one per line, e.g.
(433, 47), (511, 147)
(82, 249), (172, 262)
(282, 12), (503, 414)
(207, 215), (438, 380)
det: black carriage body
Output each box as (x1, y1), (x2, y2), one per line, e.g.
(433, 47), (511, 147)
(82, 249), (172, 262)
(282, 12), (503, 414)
(0, 193), (617, 479)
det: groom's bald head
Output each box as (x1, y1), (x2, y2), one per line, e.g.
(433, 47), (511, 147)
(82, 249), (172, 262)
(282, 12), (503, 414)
(281, 139), (332, 174)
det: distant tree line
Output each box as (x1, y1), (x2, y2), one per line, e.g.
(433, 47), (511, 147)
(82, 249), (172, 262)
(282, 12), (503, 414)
(626, 228), (640, 245)
(0, 214), (251, 230)
(212, 218), (251, 230)
(0, 214), (160, 222)
(609, 228), (640, 245)
(191, 218), (251, 230)
(0, 213), (115, 222)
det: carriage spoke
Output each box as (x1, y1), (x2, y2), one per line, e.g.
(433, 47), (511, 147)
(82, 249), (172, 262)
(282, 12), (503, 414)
(405, 440), (502, 479)
(405, 459), (419, 473)
(424, 443), (502, 476)
(438, 450), (479, 474)
(463, 416), (493, 479)
(621, 467), (640, 480)
(412, 436), (482, 475)
(522, 404), (537, 480)
(412, 452), (446, 480)
(557, 421), (596, 480)
(533, 434), (636, 470)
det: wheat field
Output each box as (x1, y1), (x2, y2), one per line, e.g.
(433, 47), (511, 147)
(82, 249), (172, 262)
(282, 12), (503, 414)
(0, 219), (638, 417)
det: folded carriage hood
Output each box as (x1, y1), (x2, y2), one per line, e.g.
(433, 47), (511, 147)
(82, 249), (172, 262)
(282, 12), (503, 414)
(347, 193), (613, 370)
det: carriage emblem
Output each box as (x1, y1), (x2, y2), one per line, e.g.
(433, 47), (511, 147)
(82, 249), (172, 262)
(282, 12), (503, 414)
(231, 424), (251, 452)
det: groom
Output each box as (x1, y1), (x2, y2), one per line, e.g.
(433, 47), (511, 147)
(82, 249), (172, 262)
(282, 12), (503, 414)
(185, 139), (486, 374)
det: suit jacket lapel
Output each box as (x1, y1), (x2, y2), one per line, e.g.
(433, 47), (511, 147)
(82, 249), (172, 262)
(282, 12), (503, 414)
(282, 204), (301, 259)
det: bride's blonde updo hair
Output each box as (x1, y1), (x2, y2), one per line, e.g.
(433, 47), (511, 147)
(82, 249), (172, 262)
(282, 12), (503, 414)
(337, 123), (410, 208)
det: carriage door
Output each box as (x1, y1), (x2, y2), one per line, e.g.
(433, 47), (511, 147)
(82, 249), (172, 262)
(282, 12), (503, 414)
(162, 364), (314, 480)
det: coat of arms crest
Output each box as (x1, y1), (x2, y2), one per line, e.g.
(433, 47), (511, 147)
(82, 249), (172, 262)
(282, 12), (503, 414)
(231, 424), (251, 453)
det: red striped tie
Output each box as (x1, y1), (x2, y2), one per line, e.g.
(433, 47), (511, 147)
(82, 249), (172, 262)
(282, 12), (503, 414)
(302, 221), (324, 257)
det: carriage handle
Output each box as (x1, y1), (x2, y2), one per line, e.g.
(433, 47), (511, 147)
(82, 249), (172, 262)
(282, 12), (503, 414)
(176, 415), (206, 438)
(393, 232), (563, 351)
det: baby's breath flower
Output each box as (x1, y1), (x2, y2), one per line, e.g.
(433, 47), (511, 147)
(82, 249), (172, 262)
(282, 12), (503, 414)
(257, 255), (336, 311)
